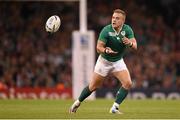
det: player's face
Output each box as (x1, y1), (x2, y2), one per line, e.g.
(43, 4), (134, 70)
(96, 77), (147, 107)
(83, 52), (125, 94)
(111, 12), (125, 29)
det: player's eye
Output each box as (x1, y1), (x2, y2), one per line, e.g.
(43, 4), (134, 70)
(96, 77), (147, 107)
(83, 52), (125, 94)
(116, 17), (120, 20)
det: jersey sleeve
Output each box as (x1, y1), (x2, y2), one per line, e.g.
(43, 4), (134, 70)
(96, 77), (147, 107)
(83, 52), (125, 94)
(98, 27), (108, 43)
(126, 25), (135, 39)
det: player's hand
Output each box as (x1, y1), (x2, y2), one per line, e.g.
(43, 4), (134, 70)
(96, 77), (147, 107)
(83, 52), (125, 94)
(122, 37), (133, 47)
(104, 47), (118, 54)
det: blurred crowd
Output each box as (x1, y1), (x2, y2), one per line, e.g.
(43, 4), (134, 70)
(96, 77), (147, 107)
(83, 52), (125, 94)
(0, 0), (179, 90)
(0, 2), (79, 89)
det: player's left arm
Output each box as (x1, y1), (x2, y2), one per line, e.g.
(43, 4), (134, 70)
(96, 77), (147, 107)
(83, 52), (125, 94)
(122, 37), (137, 50)
(122, 25), (137, 50)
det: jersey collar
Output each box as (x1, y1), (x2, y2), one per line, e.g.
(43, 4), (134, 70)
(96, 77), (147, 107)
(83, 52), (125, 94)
(112, 24), (123, 35)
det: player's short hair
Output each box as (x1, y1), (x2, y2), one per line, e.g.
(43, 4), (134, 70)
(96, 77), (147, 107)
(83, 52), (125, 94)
(113, 9), (126, 18)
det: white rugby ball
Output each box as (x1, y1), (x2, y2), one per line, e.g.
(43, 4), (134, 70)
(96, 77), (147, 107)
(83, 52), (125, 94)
(45, 15), (61, 33)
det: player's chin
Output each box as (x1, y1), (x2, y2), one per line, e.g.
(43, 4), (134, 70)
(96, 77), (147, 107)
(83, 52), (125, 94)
(112, 24), (117, 28)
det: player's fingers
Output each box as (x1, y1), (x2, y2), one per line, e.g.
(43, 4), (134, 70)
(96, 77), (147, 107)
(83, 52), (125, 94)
(123, 40), (130, 45)
(123, 41), (128, 44)
(122, 39), (127, 42)
(122, 40), (125, 43)
(106, 47), (112, 50)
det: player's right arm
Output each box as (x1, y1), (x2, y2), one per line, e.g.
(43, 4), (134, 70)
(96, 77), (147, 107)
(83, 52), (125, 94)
(97, 26), (118, 55)
(96, 40), (106, 54)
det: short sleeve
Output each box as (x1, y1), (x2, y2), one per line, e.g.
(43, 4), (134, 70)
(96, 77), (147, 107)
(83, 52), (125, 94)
(98, 27), (108, 43)
(126, 25), (135, 39)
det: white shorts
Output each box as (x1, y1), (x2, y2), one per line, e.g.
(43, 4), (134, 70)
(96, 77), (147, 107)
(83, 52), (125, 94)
(94, 55), (128, 77)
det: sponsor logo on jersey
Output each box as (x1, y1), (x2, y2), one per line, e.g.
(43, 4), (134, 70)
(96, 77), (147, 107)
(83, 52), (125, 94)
(108, 32), (116, 36)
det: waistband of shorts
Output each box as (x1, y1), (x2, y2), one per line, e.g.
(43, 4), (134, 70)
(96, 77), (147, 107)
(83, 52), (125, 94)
(99, 55), (123, 63)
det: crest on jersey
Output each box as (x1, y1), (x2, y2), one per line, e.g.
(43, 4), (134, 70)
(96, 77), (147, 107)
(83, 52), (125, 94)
(121, 31), (126, 36)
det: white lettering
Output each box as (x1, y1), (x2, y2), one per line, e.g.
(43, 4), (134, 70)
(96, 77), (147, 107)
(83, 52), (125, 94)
(152, 93), (166, 99)
(167, 93), (180, 100)
(132, 92), (147, 99)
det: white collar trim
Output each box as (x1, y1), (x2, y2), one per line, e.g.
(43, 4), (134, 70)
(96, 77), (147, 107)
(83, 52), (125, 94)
(112, 24), (123, 35)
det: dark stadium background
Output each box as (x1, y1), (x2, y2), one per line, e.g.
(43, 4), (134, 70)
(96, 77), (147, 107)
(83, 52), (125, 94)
(0, 0), (179, 99)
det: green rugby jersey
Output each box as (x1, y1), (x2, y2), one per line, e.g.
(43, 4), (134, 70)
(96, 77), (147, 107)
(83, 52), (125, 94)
(98, 24), (135, 62)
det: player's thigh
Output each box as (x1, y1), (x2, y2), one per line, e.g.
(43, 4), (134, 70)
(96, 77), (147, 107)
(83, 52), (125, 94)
(89, 72), (105, 91)
(94, 55), (113, 77)
(113, 70), (132, 89)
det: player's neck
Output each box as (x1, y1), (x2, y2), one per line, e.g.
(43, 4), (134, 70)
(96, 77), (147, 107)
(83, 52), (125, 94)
(113, 25), (123, 34)
(114, 27), (120, 33)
